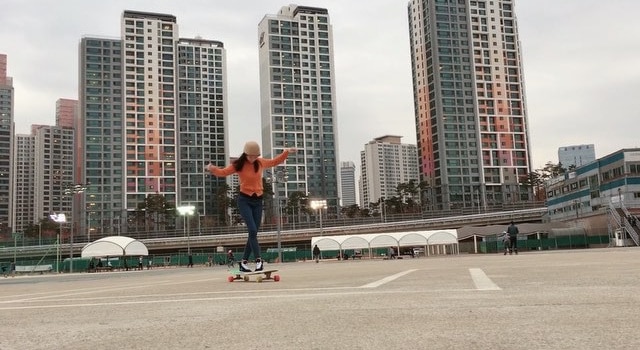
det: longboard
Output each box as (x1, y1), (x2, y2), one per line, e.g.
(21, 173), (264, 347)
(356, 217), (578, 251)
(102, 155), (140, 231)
(227, 268), (280, 283)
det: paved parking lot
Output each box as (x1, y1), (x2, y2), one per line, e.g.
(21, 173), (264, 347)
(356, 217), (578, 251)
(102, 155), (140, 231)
(2, 248), (640, 350)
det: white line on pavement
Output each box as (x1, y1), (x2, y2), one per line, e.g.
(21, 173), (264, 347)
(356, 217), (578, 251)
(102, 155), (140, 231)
(359, 269), (418, 288)
(469, 268), (501, 291)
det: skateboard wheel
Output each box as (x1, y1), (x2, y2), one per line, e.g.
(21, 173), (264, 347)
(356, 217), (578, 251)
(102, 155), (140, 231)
(273, 275), (280, 282)
(256, 276), (263, 283)
(227, 276), (234, 282)
(243, 275), (249, 282)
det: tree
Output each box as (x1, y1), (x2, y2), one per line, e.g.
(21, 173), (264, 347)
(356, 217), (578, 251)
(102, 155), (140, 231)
(135, 194), (175, 232)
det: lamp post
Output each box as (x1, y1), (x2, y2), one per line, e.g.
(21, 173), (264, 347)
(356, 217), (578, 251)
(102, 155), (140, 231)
(63, 183), (88, 273)
(49, 213), (66, 273)
(310, 199), (327, 236)
(267, 170), (288, 263)
(177, 205), (196, 255)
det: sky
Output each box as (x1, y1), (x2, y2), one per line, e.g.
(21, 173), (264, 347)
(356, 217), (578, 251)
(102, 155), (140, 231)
(1, 0), (639, 171)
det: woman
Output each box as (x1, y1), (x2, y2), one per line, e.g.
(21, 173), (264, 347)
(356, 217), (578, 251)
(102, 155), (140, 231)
(205, 141), (295, 272)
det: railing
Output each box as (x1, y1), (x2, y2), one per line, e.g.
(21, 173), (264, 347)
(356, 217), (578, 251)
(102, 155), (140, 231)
(1, 207), (548, 260)
(619, 201), (640, 246)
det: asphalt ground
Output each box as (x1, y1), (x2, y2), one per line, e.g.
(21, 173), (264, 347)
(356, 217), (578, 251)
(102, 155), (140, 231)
(1, 248), (640, 350)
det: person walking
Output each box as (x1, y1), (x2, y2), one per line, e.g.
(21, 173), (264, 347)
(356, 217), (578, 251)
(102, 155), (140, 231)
(313, 244), (321, 263)
(507, 221), (519, 255)
(206, 141), (295, 272)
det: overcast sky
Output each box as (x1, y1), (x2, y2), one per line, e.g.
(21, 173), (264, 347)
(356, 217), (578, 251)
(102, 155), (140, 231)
(1, 0), (639, 170)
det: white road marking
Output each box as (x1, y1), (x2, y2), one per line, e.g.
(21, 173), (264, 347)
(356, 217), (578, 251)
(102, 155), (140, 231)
(359, 269), (418, 288)
(0, 288), (483, 311)
(469, 268), (501, 291)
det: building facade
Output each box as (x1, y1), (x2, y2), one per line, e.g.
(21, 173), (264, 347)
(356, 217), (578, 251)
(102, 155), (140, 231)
(558, 144), (596, 169)
(546, 148), (640, 221)
(33, 125), (75, 224)
(13, 134), (36, 233)
(0, 54), (14, 235)
(258, 5), (340, 217)
(78, 36), (124, 236)
(76, 11), (228, 237)
(408, 0), (532, 211)
(177, 38), (229, 225)
(360, 135), (419, 208)
(340, 161), (356, 207)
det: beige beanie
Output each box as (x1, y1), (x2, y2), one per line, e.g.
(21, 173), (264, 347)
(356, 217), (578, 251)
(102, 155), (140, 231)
(243, 141), (261, 156)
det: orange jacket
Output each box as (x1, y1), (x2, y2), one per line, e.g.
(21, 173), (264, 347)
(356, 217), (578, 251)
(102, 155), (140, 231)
(208, 150), (290, 196)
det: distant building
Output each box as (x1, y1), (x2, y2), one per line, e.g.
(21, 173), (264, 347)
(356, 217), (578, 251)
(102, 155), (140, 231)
(546, 148), (640, 221)
(360, 135), (419, 208)
(14, 134), (35, 233)
(55, 98), (78, 129)
(258, 5), (340, 217)
(558, 144), (596, 169)
(0, 53), (14, 235)
(76, 11), (229, 236)
(408, 0), (532, 210)
(340, 161), (356, 207)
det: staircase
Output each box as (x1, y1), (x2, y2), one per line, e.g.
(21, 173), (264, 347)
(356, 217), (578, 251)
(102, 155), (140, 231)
(608, 201), (640, 246)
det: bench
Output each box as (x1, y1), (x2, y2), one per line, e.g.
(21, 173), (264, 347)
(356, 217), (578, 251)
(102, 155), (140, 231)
(15, 265), (53, 274)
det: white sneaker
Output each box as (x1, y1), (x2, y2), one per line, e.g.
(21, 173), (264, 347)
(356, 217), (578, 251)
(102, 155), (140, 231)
(239, 261), (252, 272)
(255, 259), (263, 271)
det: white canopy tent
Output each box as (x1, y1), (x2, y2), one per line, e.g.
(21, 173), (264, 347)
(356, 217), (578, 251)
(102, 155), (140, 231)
(311, 229), (459, 258)
(81, 236), (149, 258)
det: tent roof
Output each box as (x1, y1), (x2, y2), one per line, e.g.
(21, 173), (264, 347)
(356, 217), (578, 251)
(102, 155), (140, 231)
(81, 236), (148, 258)
(311, 229), (458, 251)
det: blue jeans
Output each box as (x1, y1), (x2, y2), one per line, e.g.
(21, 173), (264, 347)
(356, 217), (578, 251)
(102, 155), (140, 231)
(237, 194), (263, 261)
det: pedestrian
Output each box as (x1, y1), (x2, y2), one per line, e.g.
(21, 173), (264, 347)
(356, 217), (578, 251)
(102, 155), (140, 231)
(207, 255), (213, 267)
(206, 141), (295, 272)
(227, 250), (235, 267)
(388, 246), (396, 260)
(138, 256), (143, 270)
(147, 258), (153, 270)
(502, 231), (511, 255)
(9, 262), (15, 277)
(188, 254), (193, 268)
(1, 264), (7, 278)
(507, 221), (519, 255)
(313, 244), (321, 263)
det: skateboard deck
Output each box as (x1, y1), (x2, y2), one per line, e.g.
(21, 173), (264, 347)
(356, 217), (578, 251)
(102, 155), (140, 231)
(228, 268), (280, 282)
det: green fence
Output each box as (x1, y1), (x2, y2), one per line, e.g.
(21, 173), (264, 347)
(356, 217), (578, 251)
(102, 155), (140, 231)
(479, 235), (610, 253)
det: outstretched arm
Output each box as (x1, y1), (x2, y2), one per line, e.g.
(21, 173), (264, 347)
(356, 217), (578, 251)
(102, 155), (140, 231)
(205, 163), (236, 177)
(261, 148), (296, 168)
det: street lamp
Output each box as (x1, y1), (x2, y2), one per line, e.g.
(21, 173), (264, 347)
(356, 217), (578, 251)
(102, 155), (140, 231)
(64, 183), (88, 273)
(267, 170), (288, 263)
(310, 199), (327, 236)
(49, 213), (66, 273)
(177, 205), (196, 255)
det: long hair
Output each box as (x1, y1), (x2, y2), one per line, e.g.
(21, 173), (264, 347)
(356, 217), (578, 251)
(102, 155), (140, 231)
(233, 153), (260, 172)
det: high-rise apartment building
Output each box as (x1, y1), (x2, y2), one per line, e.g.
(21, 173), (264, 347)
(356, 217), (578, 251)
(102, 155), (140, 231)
(177, 38), (228, 224)
(33, 125), (75, 223)
(558, 144), (596, 169)
(13, 134), (36, 233)
(340, 161), (356, 207)
(78, 37), (124, 236)
(360, 135), (419, 208)
(408, 0), (532, 210)
(0, 53), (14, 235)
(77, 11), (228, 236)
(56, 98), (78, 128)
(258, 5), (340, 217)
